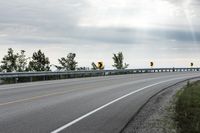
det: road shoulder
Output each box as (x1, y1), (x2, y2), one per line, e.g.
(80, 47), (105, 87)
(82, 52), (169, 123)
(122, 79), (198, 133)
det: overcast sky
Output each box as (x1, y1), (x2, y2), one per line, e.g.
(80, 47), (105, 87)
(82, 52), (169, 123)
(0, 0), (200, 69)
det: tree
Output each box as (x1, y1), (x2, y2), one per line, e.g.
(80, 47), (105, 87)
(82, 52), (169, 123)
(0, 48), (18, 72)
(56, 53), (78, 71)
(91, 62), (98, 70)
(77, 67), (89, 71)
(112, 52), (129, 69)
(28, 50), (51, 71)
(16, 50), (29, 72)
(0, 65), (2, 72)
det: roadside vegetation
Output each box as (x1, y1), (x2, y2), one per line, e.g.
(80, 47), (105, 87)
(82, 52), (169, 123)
(175, 81), (200, 133)
(0, 48), (130, 84)
(0, 48), (129, 72)
(112, 52), (129, 69)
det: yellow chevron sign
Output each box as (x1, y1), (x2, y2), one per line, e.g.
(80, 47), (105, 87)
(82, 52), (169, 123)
(150, 62), (154, 67)
(97, 62), (104, 69)
(191, 62), (194, 67)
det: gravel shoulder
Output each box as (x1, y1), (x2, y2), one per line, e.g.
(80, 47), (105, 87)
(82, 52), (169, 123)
(122, 79), (200, 133)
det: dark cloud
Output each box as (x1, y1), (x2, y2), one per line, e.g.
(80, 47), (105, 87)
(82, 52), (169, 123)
(2, 25), (199, 46)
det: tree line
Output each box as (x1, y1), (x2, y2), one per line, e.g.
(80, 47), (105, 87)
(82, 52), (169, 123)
(0, 48), (129, 72)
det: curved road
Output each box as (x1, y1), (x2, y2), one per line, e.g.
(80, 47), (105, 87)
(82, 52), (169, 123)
(0, 72), (199, 133)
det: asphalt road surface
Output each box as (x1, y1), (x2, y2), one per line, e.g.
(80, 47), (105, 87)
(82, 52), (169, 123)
(0, 72), (200, 133)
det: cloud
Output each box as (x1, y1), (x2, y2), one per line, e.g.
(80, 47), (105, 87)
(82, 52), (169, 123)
(0, 0), (200, 68)
(1, 25), (200, 46)
(0, 0), (200, 45)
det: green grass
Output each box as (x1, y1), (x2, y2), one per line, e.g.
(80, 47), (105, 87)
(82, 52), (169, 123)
(175, 81), (200, 133)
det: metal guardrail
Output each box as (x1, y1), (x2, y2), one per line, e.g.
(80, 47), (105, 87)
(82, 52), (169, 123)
(0, 68), (199, 84)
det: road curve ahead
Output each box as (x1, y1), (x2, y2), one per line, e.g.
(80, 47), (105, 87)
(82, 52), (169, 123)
(0, 72), (200, 133)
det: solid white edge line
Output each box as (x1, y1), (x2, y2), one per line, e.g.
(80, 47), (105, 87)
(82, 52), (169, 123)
(51, 76), (195, 133)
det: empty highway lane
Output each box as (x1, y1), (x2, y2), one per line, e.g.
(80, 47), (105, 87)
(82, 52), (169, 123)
(0, 72), (200, 133)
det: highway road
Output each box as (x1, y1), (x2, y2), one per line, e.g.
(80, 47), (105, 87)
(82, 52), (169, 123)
(0, 72), (200, 133)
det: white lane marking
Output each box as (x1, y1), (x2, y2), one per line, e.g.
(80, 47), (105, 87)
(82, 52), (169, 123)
(0, 76), (181, 106)
(51, 75), (198, 133)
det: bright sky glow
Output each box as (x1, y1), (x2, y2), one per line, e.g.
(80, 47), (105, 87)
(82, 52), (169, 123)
(79, 0), (179, 29)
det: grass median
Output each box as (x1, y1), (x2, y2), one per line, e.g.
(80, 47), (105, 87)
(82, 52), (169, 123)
(175, 81), (200, 133)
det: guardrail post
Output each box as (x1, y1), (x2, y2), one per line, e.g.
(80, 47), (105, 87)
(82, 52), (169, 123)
(30, 77), (33, 82)
(15, 77), (18, 83)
